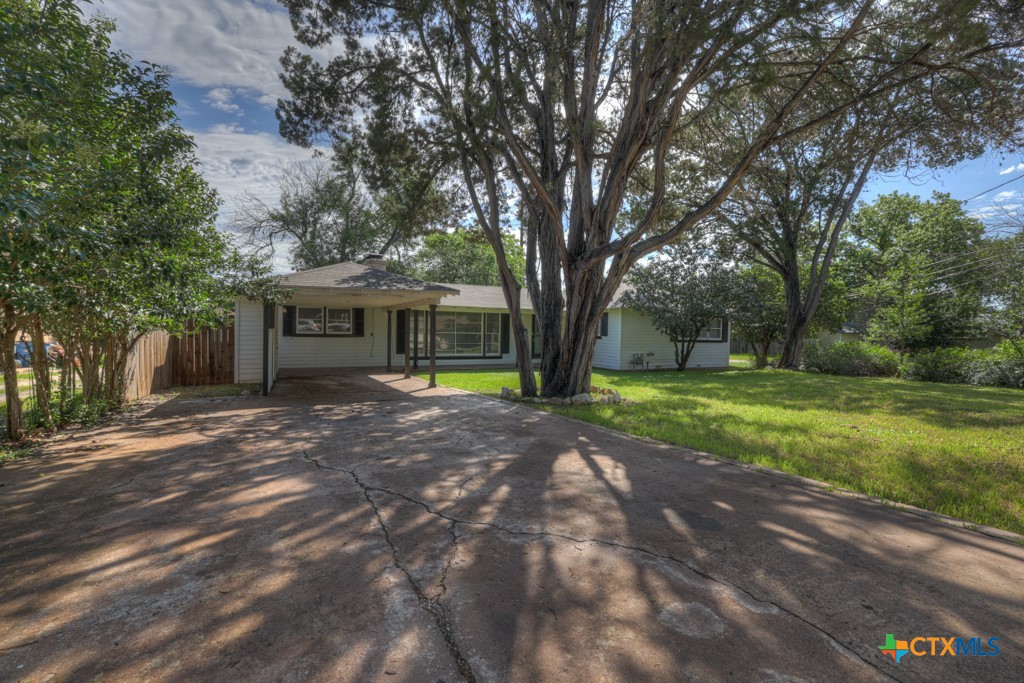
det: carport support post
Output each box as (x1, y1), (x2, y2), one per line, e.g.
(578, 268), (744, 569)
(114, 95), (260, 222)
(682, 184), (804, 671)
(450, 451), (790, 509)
(403, 308), (411, 379)
(412, 310), (420, 370)
(386, 310), (392, 372)
(428, 304), (437, 388)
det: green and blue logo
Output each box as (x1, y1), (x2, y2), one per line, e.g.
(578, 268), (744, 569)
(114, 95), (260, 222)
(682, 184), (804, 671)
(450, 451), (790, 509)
(878, 633), (1000, 664)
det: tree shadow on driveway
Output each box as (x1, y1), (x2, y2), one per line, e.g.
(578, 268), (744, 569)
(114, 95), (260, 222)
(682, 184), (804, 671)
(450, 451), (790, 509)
(1, 371), (1021, 682)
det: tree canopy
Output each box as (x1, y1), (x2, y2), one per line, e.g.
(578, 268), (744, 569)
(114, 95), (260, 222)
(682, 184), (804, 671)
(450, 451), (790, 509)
(400, 231), (525, 286)
(233, 157), (461, 272)
(1, 0), (275, 439)
(277, 0), (1024, 396)
(846, 192), (991, 350)
(621, 246), (733, 370)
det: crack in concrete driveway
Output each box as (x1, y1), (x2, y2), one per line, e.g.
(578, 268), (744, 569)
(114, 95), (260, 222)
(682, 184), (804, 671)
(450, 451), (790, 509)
(1, 370), (1021, 682)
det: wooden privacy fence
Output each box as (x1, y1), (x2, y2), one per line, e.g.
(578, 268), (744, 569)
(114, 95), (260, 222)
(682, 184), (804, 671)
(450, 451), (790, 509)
(125, 324), (234, 401)
(729, 338), (784, 356)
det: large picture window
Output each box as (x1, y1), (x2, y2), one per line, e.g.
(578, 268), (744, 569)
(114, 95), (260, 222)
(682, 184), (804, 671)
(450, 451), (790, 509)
(296, 307), (324, 335)
(484, 313), (500, 355)
(428, 312), (504, 357)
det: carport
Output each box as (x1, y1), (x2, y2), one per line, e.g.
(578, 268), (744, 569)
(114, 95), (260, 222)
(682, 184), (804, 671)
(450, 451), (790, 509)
(255, 259), (459, 395)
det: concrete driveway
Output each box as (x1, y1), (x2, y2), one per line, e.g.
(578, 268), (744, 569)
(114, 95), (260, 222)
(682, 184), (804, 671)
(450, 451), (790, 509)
(1, 371), (1021, 682)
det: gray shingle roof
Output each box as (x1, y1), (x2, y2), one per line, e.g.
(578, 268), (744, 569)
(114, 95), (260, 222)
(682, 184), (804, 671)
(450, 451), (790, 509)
(432, 283), (533, 310)
(608, 284), (633, 309)
(278, 263), (634, 312)
(279, 262), (458, 293)
(431, 282), (634, 310)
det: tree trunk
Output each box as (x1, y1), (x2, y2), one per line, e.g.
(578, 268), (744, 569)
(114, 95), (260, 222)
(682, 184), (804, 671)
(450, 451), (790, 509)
(777, 260), (816, 370)
(674, 339), (697, 370)
(28, 314), (54, 431)
(78, 339), (104, 402)
(58, 355), (72, 423)
(532, 216), (565, 392)
(102, 333), (135, 405)
(545, 318), (599, 396)
(778, 273), (813, 369)
(1, 303), (24, 440)
(504, 293), (537, 398)
(753, 340), (771, 368)
(539, 261), (625, 397)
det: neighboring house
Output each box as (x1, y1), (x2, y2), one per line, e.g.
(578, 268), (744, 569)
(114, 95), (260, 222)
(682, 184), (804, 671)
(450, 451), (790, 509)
(817, 322), (865, 345)
(235, 257), (729, 395)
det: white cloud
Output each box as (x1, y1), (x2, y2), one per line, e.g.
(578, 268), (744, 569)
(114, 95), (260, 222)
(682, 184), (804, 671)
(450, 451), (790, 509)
(187, 125), (321, 224)
(994, 190), (1018, 201)
(970, 202), (1021, 221)
(90, 0), (339, 103)
(998, 162), (1024, 176)
(203, 88), (242, 115)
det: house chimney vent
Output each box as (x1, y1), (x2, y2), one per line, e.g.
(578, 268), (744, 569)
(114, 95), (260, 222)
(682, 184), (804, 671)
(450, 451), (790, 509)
(362, 253), (387, 271)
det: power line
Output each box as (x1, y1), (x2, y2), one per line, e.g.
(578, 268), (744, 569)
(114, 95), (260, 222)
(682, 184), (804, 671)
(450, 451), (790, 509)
(963, 171), (1024, 203)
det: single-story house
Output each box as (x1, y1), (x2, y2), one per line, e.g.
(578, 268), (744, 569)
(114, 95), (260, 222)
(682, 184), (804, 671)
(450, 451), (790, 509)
(235, 257), (729, 395)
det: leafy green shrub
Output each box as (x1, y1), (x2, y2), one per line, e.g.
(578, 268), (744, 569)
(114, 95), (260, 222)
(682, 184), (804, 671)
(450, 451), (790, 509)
(802, 341), (900, 377)
(900, 345), (1024, 389)
(900, 347), (975, 384)
(967, 349), (1024, 389)
(2, 390), (116, 441)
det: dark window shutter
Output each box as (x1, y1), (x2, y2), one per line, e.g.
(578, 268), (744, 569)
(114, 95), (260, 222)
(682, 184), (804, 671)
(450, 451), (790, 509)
(500, 313), (510, 355)
(353, 308), (365, 337)
(396, 309), (406, 354)
(721, 318), (728, 342)
(600, 312), (609, 337)
(282, 306), (295, 336)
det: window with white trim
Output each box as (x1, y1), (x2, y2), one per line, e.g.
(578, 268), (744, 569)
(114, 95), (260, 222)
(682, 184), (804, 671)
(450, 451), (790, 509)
(697, 319), (723, 341)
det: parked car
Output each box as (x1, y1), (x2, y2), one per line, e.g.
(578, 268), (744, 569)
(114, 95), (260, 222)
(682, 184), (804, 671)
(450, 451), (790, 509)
(12, 341), (52, 368)
(13, 341), (32, 368)
(296, 318), (322, 333)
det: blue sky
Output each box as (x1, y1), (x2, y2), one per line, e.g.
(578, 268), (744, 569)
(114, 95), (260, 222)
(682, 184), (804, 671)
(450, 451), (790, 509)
(89, 0), (1024, 236)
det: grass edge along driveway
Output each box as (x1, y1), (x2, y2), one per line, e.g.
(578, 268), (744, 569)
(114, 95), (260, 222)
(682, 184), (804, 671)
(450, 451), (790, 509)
(431, 366), (1024, 536)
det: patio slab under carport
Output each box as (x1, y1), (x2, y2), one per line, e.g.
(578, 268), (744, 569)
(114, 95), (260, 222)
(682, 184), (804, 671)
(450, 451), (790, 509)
(0, 370), (1021, 682)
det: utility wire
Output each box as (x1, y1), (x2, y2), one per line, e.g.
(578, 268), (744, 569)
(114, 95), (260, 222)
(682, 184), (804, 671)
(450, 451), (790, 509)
(963, 171), (1024, 202)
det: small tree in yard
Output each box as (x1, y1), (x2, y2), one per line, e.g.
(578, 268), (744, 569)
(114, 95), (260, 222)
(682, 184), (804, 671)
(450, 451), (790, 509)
(865, 256), (933, 356)
(621, 248), (733, 371)
(730, 266), (787, 368)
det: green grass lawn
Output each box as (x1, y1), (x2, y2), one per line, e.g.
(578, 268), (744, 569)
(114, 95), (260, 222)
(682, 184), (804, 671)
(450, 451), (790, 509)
(430, 366), (1024, 535)
(729, 353), (755, 368)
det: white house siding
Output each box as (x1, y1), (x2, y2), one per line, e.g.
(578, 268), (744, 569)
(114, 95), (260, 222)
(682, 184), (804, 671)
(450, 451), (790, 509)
(593, 310), (623, 370)
(275, 304), (520, 370)
(279, 306), (391, 369)
(236, 298), (265, 383)
(617, 309), (730, 370)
